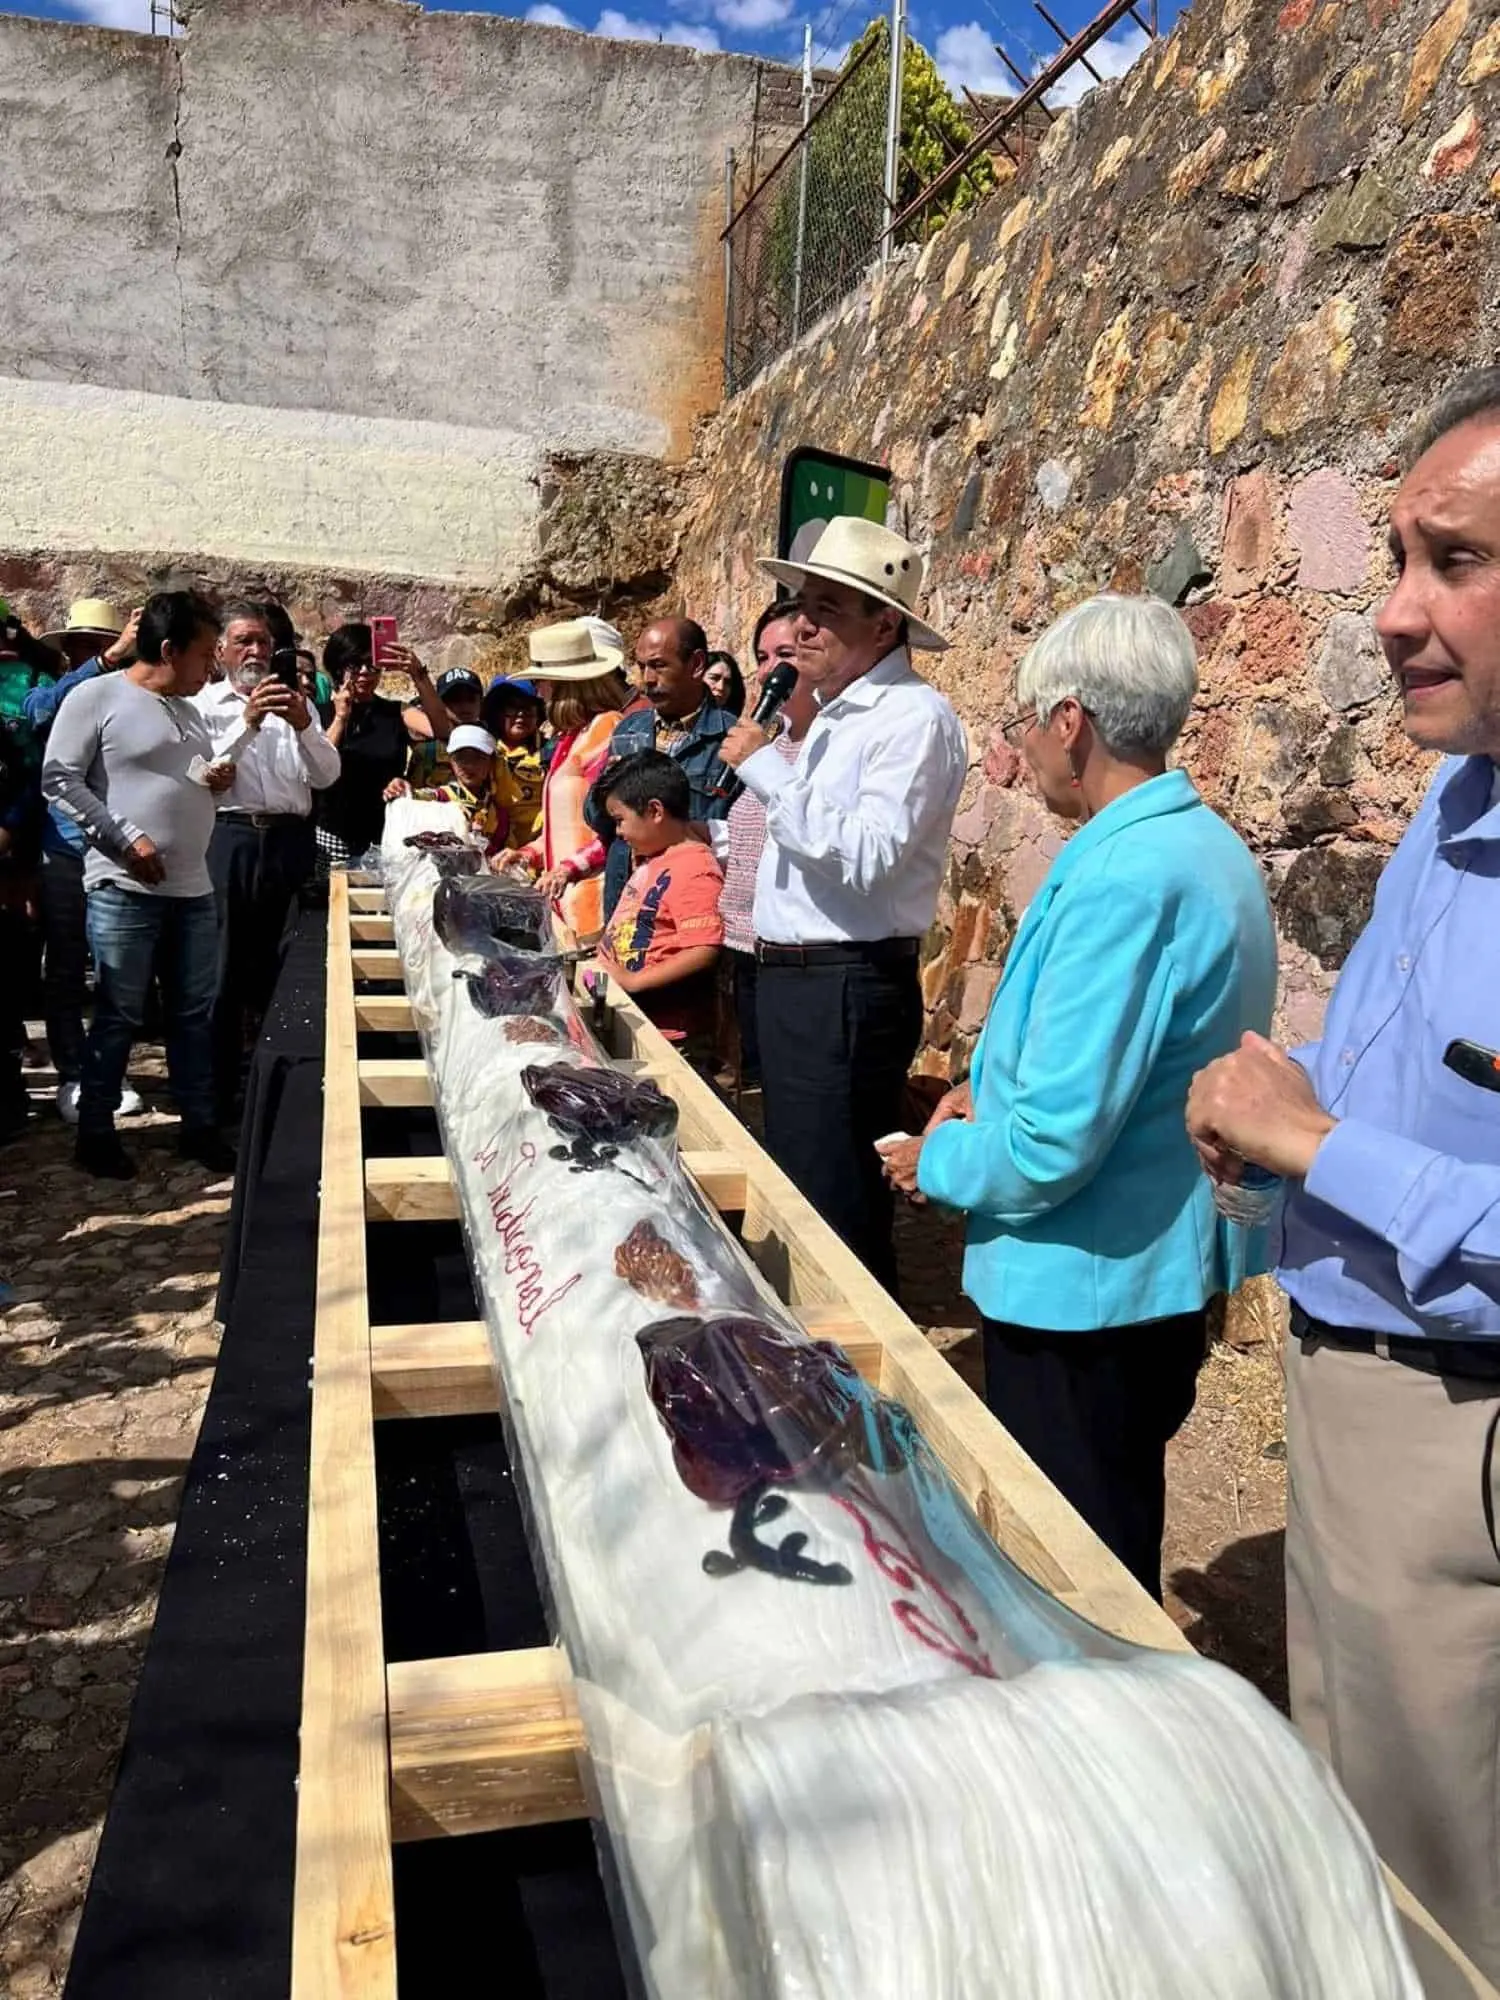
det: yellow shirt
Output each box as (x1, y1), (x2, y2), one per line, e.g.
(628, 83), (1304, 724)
(493, 743), (544, 847)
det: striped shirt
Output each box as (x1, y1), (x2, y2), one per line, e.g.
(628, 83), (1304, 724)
(718, 731), (802, 954)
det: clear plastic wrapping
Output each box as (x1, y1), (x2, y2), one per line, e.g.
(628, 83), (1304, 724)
(377, 798), (1420, 2000)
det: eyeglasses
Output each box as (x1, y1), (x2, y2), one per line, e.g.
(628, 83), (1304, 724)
(999, 709), (1036, 747)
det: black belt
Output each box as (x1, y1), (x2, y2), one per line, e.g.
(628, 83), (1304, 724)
(1292, 1305), (1500, 1383)
(217, 810), (308, 831)
(754, 937), (920, 968)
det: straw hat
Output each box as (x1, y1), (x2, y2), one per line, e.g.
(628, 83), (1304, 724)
(526, 617), (626, 681)
(759, 517), (949, 652)
(40, 598), (128, 647)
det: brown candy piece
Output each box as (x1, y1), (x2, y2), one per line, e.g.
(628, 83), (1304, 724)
(614, 1220), (701, 1309)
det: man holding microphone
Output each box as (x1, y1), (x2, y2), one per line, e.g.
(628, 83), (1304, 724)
(718, 518), (968, 1293)
(1187, 369), (1500, 1984)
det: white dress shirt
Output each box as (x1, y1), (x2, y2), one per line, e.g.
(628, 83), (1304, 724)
(738, 648), (969, 945)
(193, 680), (341, 818)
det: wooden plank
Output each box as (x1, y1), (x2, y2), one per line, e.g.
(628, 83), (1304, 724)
(350, 914), (395, 943)
(364, 1151), (748, 1224)
(358, 1059), (432, 1109)
(353, 995), (415, 1034)
(388, 1649), (588, 1842)
(371, 1321), (499, 1419)
(291, 872), (396, 1997)
(351, 950), (404, 982)
(369, 1312), (880, 1421)
(348, 887), (388, 912)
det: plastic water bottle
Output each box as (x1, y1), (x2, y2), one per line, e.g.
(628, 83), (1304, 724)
(1212, 1161), (1283, 1227)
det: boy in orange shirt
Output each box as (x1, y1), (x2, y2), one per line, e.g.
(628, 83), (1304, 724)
(594, 750), (724, 1048)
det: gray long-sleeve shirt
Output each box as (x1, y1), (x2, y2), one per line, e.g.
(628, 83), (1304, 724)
(42, 673), (217, 897)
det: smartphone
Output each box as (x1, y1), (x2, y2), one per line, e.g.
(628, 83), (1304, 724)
(270, 646), (300, 692)
(1443, 1039), (1500, 1094)
(370, 616), (399, 674)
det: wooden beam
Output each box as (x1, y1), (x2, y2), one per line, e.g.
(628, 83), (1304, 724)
(387, 1649), (588, 1841)
(368, 1311), (882, 1422)
(350, 915), (394, 943)
(348, 887), (388, 912)
(351, 950), (404, 982)
(353, 995), (415, 1034)
(358, 1059), (432, 1109)
(291, 872), (396, 1998)
(364, 1151), (748, 1224)
(371, 1321), (499, 1419)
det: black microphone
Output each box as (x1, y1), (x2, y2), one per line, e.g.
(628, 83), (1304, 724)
(710, 661), (800, 805)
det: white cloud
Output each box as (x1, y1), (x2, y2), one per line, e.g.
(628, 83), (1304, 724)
(525, 3), (582, 23)
(72, 0), (156, 26)
(934, 21), (1014, 97)
(596, 6), (722, 47)
(935, 18), (1150, 108)
(1043, 24), (1151, 106)
(714, 0), (793, 29)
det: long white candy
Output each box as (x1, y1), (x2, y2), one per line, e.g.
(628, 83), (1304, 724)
(377, 803), (1418, 2000)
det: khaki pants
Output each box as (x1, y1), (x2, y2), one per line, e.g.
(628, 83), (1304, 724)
(1286, 1332), (1500, 1990)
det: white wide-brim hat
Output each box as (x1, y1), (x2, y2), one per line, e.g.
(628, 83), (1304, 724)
(759, 517), (949, 652)
(527, 617), (626, 681)
(40, 598), (128, 648)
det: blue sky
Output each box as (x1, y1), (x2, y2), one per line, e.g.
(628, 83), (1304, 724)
(7, 0), (1181, 105)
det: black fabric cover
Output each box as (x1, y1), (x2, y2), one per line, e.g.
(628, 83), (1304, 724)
(67, 904), (622, 2000)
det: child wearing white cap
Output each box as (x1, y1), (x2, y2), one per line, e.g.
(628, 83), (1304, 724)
(383, 724), (508, 854)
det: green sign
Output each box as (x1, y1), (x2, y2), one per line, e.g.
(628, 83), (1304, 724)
(778, 446), (892, 564)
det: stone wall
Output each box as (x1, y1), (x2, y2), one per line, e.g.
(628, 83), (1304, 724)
(0, 0), (783, 621)
(674, 0), (1500, 1069)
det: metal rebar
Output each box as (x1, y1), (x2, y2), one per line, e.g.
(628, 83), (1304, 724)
(1036, 2), (1102, 80)
(891, 0), (1150, 238)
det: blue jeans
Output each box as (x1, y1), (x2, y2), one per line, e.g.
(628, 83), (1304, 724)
(80, 885), (219, 1134)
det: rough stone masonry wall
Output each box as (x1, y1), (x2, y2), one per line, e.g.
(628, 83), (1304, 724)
(675, 0), (1500, 1071)
(0, 0), (778, 644)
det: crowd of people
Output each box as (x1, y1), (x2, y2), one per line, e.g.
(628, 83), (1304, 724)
(0, 365), (1496, 1979)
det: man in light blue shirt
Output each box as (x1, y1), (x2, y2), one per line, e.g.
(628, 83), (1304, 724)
(1188, 368), (1500, 1986)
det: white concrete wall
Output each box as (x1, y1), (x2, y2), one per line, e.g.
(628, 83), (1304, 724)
(0, 376), (536, 583)
(0, 0), (770, 583)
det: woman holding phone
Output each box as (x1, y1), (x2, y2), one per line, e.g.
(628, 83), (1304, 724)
(314, 624), (410, 870)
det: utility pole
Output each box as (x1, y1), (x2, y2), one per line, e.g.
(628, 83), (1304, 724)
(880, 0), (907, 261)
(790, 24), (813, 340)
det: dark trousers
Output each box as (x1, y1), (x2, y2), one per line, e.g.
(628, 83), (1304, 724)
(755, 955), (921, 1294)
(981, 1311), (1208, 1602)
(0, 899), (32, 1117)
(40, 844), (89, 1082)
(208, 817), (315, 1117)
(729, 947), (760, 1082)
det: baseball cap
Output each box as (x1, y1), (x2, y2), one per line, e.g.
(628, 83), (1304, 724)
(488, 675), (542, 704)
(447, 724), (497, 757)
(436, 667), (483, 699)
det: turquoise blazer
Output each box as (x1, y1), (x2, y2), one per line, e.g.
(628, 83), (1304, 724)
(917, 770), (1276, 1331)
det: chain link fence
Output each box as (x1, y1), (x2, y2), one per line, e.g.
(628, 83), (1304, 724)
(723, 33), (891, 397)
(722, 24), (1011, 396)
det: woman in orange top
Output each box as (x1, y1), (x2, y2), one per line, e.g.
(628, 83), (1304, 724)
(510, 618), (632, 941)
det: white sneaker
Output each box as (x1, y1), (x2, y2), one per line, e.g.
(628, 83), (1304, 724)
(56, 1081), (145, 1122)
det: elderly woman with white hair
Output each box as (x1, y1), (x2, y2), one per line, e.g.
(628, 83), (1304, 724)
(882, 593), (1276, 1601)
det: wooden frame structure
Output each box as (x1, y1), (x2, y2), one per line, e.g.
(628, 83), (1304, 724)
(291, 872), (1495, 1998)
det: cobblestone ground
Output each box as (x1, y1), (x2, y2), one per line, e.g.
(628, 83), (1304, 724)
(0, 1045), (231, 2000)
